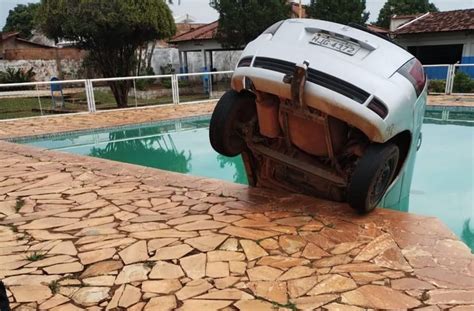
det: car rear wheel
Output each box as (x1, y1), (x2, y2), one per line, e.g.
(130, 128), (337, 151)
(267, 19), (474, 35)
(347, 143), (399, 214)
(209, 89), (256, 157)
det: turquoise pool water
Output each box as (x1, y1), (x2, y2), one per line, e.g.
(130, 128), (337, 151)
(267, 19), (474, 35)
(18, 110), (474, 250)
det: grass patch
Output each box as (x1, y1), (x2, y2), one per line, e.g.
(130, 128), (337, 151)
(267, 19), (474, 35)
(15, 198), (25, 212)
(17, 233), (28, 240)
(274, 301), (297, 311)
(0, 94), (87, 120)
(0, 97), (43, 119)
(255, 295), (297, 311)
(0, 88), (215, 120)
(7, 224), (18, 233)
(26, 251), (46, 261)
(48, 280), (60, 294)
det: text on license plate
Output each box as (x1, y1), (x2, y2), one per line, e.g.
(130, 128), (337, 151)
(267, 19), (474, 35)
(310, 33), (360, 56)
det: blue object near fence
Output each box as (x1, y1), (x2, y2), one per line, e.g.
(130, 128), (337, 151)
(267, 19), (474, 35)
(459, 57), (474, 78)
(424, 66), (448, 80)
(50, 77), (62, 92)
(50, 77), (65, 108)
(202, 66), (209, 94)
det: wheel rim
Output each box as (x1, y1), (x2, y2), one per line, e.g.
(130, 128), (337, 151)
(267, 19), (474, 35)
(369, 155), (397, 207)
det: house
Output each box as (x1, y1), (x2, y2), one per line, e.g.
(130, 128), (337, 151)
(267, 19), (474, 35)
(0, 31), (86, 81)
(167, 1), (393, 74)
(168, 21), (225, 73)
(367, 24), (389, 36)
(174, 14), (206, 36)
(391, 9), (474, 70)
(0, 31), (55, 59)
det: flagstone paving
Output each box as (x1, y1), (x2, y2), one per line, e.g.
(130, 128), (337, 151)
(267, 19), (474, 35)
(0, 102), (473, 310)
(0, 102), (216, 140)
(0, 140), (473, 310)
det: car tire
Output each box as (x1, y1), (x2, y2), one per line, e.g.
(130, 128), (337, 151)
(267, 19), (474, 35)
(347, 143), (399, 214)
(209, 89), (256, 157)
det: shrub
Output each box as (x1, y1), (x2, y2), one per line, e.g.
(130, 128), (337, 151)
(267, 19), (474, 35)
(159, 64), (175, 89)
(452, 71), (474, 93)
(0, 67), (35, 91)
(0, 67), (35, 83)
(428, 79), (446, 93)
(135, 67), (156, 91)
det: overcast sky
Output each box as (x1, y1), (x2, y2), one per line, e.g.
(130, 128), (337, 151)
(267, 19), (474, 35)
(1, 0), (473, 29)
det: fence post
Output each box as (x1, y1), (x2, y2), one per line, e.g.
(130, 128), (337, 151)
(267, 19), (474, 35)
(176, 75), (180, 104)
(208, 73), (213, 99)
(86, 80), (97, 112)
(35, 84), (43, 116)
(84, 80), (91, 112)
(171, 75), (180, 105)
(446, 65), (455, 95)
(132, 79), (138, 108)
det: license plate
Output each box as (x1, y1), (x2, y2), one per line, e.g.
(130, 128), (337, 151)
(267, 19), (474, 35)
(310, 33), (360, 56)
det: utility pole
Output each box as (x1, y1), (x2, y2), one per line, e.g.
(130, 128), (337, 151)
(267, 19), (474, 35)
(299, 0), (302, 18)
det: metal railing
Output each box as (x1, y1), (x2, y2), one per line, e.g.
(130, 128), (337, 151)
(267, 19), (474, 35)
(0, 70), (233, 121)
(423, 63), (474, 96)
(1, 63), (473, 121)
(423, 64), (451, 95)
(452, 64), (474, 96)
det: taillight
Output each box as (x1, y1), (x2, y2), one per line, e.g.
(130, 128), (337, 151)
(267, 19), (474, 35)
(237, 56), (253, 68)
(397, 58), (426, 97)
(367, 97), (388, 119)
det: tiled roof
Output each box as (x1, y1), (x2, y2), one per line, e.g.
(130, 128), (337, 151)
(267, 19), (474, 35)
(367, 24), (389, 34)
(394, 9), (474, 34)
(176, 23), (207, 36)
(16, 37), (55, 48)
(169, 21), (219, 43)
(1, 31), (20, 41)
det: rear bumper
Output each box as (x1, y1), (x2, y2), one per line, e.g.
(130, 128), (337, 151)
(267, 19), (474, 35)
(232, 65), (400, 143)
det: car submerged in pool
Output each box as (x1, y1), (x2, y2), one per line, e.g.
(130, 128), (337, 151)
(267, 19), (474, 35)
(209, 18), (427, 213)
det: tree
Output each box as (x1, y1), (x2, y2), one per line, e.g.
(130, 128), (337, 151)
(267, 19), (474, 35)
(36, 0), (176, 108)
(376, 0), (438, 29)
(307, 0), (369, 25)
(3, 3), (40, 38)
(90, 130), (192, 173)
(210, 0), (291, 49)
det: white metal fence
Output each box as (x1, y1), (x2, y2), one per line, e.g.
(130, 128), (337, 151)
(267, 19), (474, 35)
(1, 64), (473, 121)
(424, 63), (474, 96)
(0, 70), (233, 121)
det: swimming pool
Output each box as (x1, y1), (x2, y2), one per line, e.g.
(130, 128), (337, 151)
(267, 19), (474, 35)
(17, 109), (474, 250)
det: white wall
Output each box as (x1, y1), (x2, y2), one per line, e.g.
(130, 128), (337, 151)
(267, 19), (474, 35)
(390, 18), (414, 32)
(0, 47), (241, 83)
(0, 59), (84, 82)
(151, 47), (242, 74)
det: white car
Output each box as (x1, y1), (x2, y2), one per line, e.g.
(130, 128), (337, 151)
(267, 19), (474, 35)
(210, 18), (427, 213)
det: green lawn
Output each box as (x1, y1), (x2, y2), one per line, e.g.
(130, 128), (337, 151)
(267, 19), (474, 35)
(0, 94), (90, 120)
(0, 90), (213, 120)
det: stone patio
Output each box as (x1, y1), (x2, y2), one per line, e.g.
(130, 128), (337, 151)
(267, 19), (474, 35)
(427, 95), (474, 107)
(0, 102), (216, 140)
(0, 102), (473, 310)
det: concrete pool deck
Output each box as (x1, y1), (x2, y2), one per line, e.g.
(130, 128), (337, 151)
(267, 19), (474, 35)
(0, 100), (473, 310)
